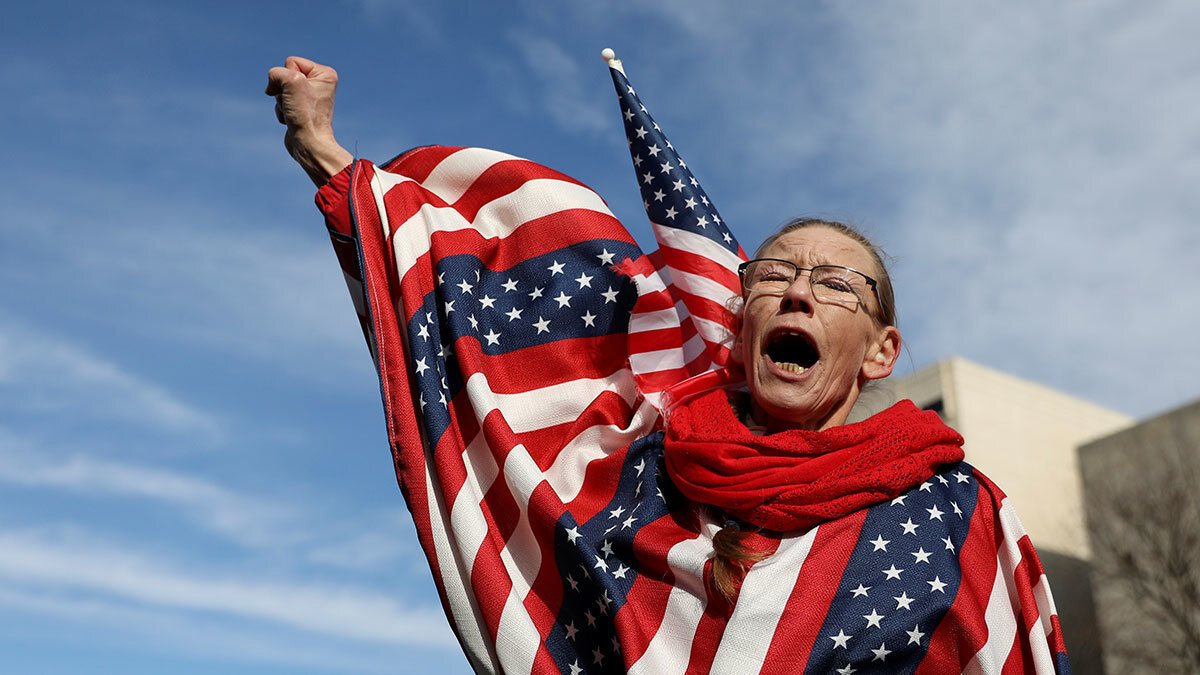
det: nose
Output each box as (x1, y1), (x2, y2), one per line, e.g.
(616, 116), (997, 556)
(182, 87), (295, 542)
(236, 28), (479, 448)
(778, 272), (814, 314)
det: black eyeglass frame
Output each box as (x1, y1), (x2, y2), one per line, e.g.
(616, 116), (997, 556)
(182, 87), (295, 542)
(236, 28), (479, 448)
(737, 258), (881, 310)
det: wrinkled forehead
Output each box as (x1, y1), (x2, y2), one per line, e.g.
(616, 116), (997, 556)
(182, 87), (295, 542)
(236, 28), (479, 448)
(757, 227), (879, 277)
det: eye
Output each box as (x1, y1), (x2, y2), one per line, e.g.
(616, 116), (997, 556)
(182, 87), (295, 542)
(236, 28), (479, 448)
(815, 278), (854, 293)
(751, 262), (792, 283)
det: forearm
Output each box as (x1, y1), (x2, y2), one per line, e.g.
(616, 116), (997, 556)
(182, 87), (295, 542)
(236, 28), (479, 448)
(289, 129), (354, 187)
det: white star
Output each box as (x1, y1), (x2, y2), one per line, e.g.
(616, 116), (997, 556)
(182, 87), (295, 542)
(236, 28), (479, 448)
(529, 286), (544, 300)
(907, 624), (925, 645)
(566, 575), (579, 592)
(479, 295), (496, 309)
(548, 260), (566, 276)
(416, 323), (430, 341)
(883, 564), (904, 580)
(613, 564), (629, 579)
(600, 539), (614, 557)
(701, 195), (710, 206)
(919, 481), (932, 492)
(871, 642), (891, 662)
(647, 144), (661, 157)
(597, 249), (616, 265)
(952, 501), (963, 518)
(565, 622), (579, 640)
(418, 393), (426, 411)
(891, 495), (907, 506)
(444, 300), (455, 314)
(533, 316), (551, 334)
(695, 215), (708, 229)
(900, 518), (919, 535)
(574, 272), (593, 289)
(829, 629), (852, 649)
(835, 666), (856, 675)
(483, 330), (500, 346)
(684, 197), (697, 210)
(635, 126), (648, 139)
(601, 286), (620, 303)
(621, 514), (636, 529)
(593, 556), (608, 573)
(437, 272), (445, 284)
(414, 357), (430, 376)
(851, 583), (871, 598)
(608, 505), (625, 519)
(505, 307), (522, 322)
(467, 314), (478, 330)
(554, 291), (572, 308)
(869, 535), (890, 552)
(954, 471), (970, 483)
(942, 536), (955, 552)
(634, 156), (643, 168)
(664, 206), (678, 220)
(712, 214), (721, 224)
(659, 160), (674, 174)
(893, 591), (914, 610)
(581, 311), (597, 327)
(565, 526), (581, 543)
(623, 108), (634, 121)
(568, 661), (582, 675)
(501, 278), (519, 292)
(689, 176), (697, 186)
(456, 279), (473, 294)
(671, 179), (685, 192)
(653, 189), (665, 201)
(863, 608), (884, 628)
(912, 547), (932, 564)
(438, 390), (447, 407)
(641, 172), (652, 185)
(592, 647), (605, 665)
(634, 458), (646, 475)
(584, 608), (597, 627)
(722, 232), (732, 243)
(927, 505), (945, 521)
(928, 576), (948, 593)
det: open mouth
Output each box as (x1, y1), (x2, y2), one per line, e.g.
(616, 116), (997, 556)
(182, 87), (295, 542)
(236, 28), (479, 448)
(765, 330), (819, 374)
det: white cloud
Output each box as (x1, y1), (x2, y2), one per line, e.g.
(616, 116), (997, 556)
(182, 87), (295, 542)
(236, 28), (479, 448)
(505, 33), (613, 135)
(0, 528), (456, 647)
(0, 319), (219, 435)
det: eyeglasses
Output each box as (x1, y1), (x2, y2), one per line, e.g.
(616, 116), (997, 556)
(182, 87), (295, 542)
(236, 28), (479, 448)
(737, 258), (880, 309)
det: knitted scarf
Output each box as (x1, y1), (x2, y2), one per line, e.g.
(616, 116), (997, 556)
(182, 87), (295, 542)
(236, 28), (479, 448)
(662, 389), (965, 532)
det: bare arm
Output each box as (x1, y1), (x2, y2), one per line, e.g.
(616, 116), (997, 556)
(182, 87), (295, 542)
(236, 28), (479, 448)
(265, 56), (354, 187)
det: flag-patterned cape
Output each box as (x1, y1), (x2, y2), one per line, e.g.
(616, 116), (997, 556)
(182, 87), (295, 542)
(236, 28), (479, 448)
(312, 59), (1070, 674)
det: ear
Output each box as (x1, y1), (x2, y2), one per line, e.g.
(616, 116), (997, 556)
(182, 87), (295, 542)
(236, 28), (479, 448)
(861, 325), (900, 381)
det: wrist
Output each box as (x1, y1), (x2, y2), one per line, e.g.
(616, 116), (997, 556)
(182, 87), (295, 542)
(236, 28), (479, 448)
(288, 129), (353, 187)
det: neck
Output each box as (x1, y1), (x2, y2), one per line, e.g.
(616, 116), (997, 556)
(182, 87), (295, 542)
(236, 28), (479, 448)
(749, 382), (863, 433)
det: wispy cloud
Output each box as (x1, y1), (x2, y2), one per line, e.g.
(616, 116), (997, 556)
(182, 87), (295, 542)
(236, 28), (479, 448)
(0, 319), (219, 435)
(0, 528), (456, 647)
(504, 33), (613, 135)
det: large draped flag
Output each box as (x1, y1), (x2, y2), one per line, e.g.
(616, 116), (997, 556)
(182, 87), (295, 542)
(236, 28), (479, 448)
(316, 51), (1070, 673)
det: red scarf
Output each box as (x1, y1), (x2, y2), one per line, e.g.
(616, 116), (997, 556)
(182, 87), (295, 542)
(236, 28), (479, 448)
(663, 390), (965, 532)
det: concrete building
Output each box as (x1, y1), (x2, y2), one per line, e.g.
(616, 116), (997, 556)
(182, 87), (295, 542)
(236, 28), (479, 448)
(1077, 400), (1200, 674)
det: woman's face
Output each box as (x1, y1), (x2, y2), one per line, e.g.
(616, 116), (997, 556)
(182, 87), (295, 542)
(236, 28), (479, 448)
(735, 227), (899, 432)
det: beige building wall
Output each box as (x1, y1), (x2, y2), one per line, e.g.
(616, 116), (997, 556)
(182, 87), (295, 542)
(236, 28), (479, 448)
(887, 357), (1132, 558)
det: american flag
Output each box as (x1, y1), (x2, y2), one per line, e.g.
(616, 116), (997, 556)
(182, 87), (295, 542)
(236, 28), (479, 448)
(316, 55), (1070, 674)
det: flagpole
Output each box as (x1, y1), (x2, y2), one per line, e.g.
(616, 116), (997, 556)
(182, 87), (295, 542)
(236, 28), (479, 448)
(601, 47), (625, 76)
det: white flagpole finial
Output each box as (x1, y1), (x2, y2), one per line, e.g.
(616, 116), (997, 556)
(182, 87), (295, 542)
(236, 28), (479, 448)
(601, 48), (625, 75)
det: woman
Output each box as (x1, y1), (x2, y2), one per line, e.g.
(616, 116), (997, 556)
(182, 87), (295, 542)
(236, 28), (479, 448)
(268, 57), (1071, 674)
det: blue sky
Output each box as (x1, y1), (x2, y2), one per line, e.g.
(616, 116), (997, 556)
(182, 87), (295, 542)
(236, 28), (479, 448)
(2, 1), (1198, 673)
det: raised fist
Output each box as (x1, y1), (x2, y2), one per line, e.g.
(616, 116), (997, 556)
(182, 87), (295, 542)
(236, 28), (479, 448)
(266, 56), (352, 186)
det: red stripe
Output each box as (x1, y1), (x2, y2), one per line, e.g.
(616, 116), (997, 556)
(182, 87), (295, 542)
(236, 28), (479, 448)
(445, 334), (632, 395)
(615, 514), (705, 667)
(659, 245), (742, 294)
(915, 483), (1000, 675)
(381, 145), (465, 182)
(761, 510), (870, 670)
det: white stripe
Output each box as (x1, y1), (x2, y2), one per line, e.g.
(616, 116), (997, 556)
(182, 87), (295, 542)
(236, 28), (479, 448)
(544, 398), (660, 503)
(420, 147), (521, 204)
(653, 223), (745, 272)
(1027, 575), (1057, 672)
(629, 346), (687, 373)
(492, 445), (549, 675)
(964, 498), (1025, 675)
(422, 437), (502, 674)
(668, 267), (740, 306)
(373, 174), (616, 278)
(710, 527), (819, 673)
(691, 314), (734, 353)
(462, 369), (639, 434)
(629, 306), (685, 334)
(628, 525), (717, 675)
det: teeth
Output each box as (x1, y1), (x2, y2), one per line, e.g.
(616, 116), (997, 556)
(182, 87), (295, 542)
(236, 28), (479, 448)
(776, 362), (808, 374)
